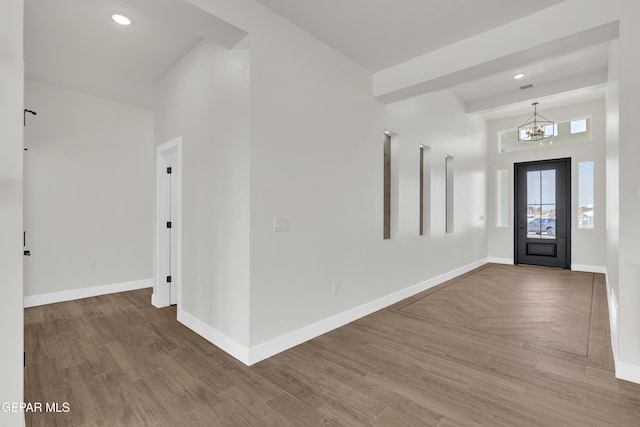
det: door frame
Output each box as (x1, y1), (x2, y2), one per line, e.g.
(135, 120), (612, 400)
(153, 137), (182, 308)
(514, 157), (571, 269)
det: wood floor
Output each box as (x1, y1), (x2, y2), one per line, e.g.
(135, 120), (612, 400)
(397, 265), (594, 356)
(24, 264), (640, 426)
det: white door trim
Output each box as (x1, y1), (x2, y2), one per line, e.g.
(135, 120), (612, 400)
(153, 137), (182, 308)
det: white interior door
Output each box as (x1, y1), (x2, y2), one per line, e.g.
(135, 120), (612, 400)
(154, 137), (181, 309)
(167, 151), (178, 305)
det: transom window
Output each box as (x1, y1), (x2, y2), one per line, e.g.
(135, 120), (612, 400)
(499, 117), (591, 153)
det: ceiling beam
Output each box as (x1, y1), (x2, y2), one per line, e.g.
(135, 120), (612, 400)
(373, 0), (620, 104)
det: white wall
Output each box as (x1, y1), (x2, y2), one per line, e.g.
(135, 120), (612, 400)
(247, 65), (487, 345)
(16, 0), (639, 380)
(177, 0), (488, 353)
(487, 100), (607, 268)
(243, 3), (487, 346)
(154, 40), (251, 347)
(616, 0), (640, 374)
(179, 1), (640, 379)
(0, 0), (24, 424)
(384, 92), (487, 244)
(245, 15), (384, 347)
(23, 81), (154, 298)
(606, 40), (619, 313)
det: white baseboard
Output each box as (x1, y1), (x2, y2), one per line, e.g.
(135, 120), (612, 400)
(151, 293), (162, 308)
(250, 258), (488, 364)
(603, 270), (640, 384)
(23, 278), (153, 308)
(175, 258), (488, 366)
(605, 274), (618, 361)
(176, 261), (640, 385)
(177, 308), (250, 365)
(176, 259), (487, 366)
(246, 258), (488, 365)
(571, 264), (607, 273)
(487, 257), (513, 265)
(615, 359), (640, 384)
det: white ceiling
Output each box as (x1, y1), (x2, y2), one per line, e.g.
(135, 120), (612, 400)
(24, 0), (247, 108)
(255, 0), (565, 72)
(254, 0), (609, 120)
(452, 43), (609, 105)
(25, 0), (610, 119)
(450, 42), (610, 120)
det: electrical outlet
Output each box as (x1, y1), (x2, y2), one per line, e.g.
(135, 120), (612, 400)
(273, 218), (290, 232)
(88, 262), (96, 272)
(332, 281), (340, 294)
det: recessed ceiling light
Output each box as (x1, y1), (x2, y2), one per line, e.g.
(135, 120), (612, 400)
(513, 73), (526, 80)
(111, 14), (132, 26)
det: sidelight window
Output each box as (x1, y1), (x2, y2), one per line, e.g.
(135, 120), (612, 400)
(578, 161), (594, 229)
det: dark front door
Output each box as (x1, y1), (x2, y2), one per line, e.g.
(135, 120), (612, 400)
(515, 158), (571, 268)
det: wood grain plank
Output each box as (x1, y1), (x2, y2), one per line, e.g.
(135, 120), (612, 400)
(318, 400), (374, 427)
(23, 267), (640, 426)
(266, 392), (337, 426)
(373, 406), (437, 427)
(218, 385), (296, 427)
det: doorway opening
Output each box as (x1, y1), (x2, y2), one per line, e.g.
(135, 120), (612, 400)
(514, 158), (571, 269)
(154, 137), (182, 308)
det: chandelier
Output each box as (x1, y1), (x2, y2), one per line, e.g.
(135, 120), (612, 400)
(518, 102), (554, 141)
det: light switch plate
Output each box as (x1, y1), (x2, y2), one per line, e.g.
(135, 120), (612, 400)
(273, 218), (289, 232)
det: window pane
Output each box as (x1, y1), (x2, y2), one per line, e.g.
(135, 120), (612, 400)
(526, 170), (556, 240)
(500, 117), (591, 153)
(527, 171), (541, 205)
(496, 170), (508, 227)
(579, 161), (594, 229)
(571, 119), (587, 134)
(541, 204), (556, 219)
(543, 123), (558, 137)
(541, 169), (556, 204)
(527, 209), (542, 237)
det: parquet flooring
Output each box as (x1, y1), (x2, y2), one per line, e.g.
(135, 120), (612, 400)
(396, 264), (593, 356)
(24, 263), (640, 426)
